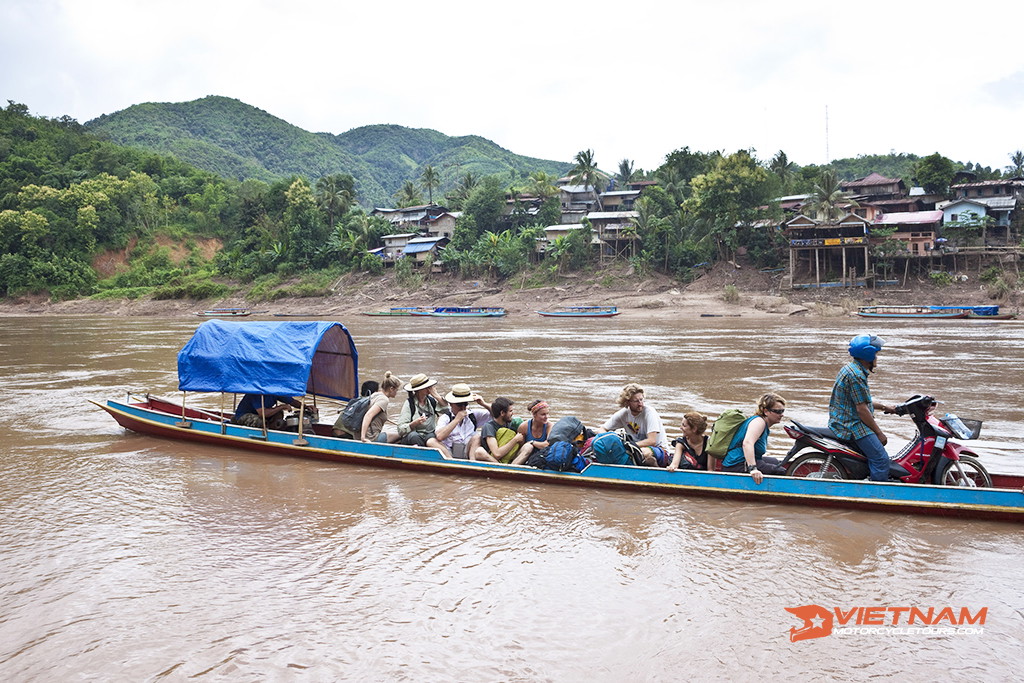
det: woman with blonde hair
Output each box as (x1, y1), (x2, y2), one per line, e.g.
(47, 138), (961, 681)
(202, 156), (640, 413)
(334, 371), (402, 442)
(720, 392), (788, 484)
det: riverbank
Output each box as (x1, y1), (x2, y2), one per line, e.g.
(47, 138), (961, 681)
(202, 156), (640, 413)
(0, 261), (1014, 320)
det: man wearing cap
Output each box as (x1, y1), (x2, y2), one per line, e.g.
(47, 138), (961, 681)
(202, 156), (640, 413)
(397, 373), (449, 454)
(435, 383), (492, 459)
(829, 334), (895, 481)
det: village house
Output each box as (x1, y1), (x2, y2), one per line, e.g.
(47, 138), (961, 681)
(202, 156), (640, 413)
(402, 236), (450, 270)
(371, 203), (449, 232)
(783, 213), (872, 287)
(873, 210), (943, 255)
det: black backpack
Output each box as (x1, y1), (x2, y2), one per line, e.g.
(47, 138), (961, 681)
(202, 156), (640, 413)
(340, 396), (372, 434)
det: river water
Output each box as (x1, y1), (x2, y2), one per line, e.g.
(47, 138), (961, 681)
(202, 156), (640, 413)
(1, 314), (1022, 680)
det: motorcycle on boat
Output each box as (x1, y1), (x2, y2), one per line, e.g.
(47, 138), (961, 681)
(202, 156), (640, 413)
(780, 394), (992, 487)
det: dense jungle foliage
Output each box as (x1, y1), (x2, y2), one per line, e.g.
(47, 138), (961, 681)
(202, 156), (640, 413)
(1, 98), (1018, 301)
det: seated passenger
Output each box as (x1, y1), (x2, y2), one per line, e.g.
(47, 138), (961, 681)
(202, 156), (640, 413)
(720, 392), (789, 484)
(472, 397), (525, 464)
(513, 400), (552, 465)
(669, 411), (710, 472)
(598, 383), (669, 467)
(233, 393), (302, 430)
(435, 383), (491, 459)
(358, 371), (402, 443)
(397, 373), (449, 455)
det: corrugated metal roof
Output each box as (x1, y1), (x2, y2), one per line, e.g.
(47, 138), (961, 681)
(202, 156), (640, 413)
(842, 172), (902, 188)
(586, 211), (639, 219)
(874, 210), (943, 225)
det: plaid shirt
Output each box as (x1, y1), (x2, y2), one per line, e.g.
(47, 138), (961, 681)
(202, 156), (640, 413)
(828, 360), (874, 440)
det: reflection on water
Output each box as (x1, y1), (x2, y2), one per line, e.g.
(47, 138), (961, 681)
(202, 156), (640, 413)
(1, 315), (1022, 679)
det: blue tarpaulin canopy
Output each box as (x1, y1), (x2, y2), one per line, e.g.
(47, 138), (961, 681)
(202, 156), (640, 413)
(177, 320), (359, 400)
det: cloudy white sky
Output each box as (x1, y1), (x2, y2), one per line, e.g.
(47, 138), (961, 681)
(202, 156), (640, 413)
(3, 0), (1024, 174)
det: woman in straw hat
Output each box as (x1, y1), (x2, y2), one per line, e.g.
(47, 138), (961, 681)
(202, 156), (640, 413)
(397, 373), (449, 454)
(435, 383), (492, 459)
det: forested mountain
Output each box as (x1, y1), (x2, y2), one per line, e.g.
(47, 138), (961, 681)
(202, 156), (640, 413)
(85, 96), (571, 206)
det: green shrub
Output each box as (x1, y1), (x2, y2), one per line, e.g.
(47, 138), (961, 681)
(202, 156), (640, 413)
(723, 284), (740, 304)
(89, 286), (154, 300)
(929, 271), (954, 287)
(980, 266), (1003, 284)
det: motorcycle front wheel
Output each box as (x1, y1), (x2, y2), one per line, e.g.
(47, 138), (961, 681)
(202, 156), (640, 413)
(935, 455), (992, 487)
(785, 452), (849, 479)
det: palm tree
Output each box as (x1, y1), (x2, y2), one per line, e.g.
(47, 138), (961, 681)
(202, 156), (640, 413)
(616, 159), (635, 187)
(656, 165), (686, 206)
(569, 149), (604, 211)
(1006, 150), (1024, 177)
(525, 171), (558, 201)
(446, 171), (479, 209)
(802, 170), (859, 222)
(394, 180), (423, 208)
(420, 165), (440, 204)
(769, 151), (796, 184)
(315, 174), (355, 230)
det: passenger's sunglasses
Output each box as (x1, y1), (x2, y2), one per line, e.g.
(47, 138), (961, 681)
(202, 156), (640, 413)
(767, 408), (786, 415)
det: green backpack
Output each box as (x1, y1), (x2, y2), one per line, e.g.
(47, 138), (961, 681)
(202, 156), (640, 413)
(706, 409), (747, 460)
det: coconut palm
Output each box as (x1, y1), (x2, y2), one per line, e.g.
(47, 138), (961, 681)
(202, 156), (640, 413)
(315, 174), (355, 230)
(769, 151), (796, 183)
(617, 159), (635, 187)
(1006, 150), (1024, 177)
(569, 149), (604, 211)
(525, 171), (558, 201)
(802, 170), (859, 222)
(420, 165), (440, 204)
(394, 180), (423, 208)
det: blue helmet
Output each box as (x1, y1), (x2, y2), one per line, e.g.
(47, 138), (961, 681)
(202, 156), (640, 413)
(849, 334), (885, 362)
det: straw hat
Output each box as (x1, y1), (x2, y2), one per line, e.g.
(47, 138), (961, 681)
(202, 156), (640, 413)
(404, 373), (437, 392)
(444, 383), (480, 403)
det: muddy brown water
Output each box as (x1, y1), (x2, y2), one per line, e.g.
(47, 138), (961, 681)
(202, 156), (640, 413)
(1, 315), (1022, 679)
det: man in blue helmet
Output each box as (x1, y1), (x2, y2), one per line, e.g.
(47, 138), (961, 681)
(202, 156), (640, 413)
(828, 334), (895, 481)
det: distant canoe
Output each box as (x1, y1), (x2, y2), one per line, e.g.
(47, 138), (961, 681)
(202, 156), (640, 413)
(408, 306), (506, 318)
(967, 312), (1017, 320)
(361, 307), (433, 317)
(195, 308), (253, 317)
(856, 306), (967, 319)
(537, 306), (620, 318)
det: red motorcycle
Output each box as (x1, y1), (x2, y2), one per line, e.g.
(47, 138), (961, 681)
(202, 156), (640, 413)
(781, 394), (992, 486)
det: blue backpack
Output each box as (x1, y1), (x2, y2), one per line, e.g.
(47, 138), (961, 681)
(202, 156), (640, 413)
(527, 440), (587, 472)
(591, 431), (630, 465)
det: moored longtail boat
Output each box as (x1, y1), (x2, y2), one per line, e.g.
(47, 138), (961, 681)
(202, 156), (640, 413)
(537, 306), (620, 318)
(94, 320), (1024, 523)
(408, 306), (506, 317)
(856, 306), (967, 319)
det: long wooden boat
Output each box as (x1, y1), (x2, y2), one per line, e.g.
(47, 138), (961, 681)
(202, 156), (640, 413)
(93, 319), (1024, 523)
(196, 307), (253, 317)
(408, 306), (506, 318)
(94, 394), (1024, 522)
(537, 306), (620, 318)
(856, 306), (967, 319)
(361, 307), (434, 317)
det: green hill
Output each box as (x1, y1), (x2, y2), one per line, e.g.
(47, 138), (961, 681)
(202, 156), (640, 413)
(85, 96), (572, 206)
